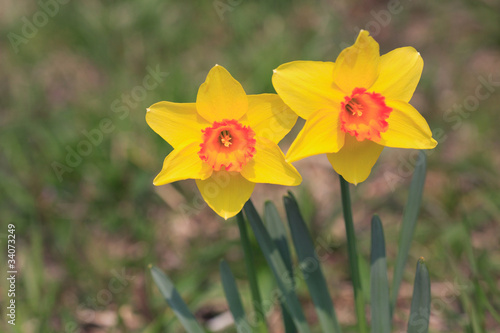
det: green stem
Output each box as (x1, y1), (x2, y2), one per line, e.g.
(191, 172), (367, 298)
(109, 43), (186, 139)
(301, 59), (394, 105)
(236, 212), (267, 332)
(339, 175), (368, 333)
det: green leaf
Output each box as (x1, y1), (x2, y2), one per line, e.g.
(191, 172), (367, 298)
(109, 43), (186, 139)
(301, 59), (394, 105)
(236, 212), (265, 329)
(391, 150), (427, 316)
(407, 258), (430, 333)
(370, 215), (391, 333)
(264, 201), (297, 333)
(284, 192), (342, 333)
(150, 266), (205, 333)
(244, 200), (312, 333)
(264, 201), (294, 277)
(220, 260), (252, 333)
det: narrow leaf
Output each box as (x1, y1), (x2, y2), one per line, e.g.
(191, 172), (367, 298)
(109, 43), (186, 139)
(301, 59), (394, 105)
(150, 266), (205, 333)
(265, 201), (294, 277)
(391, 150), (427, 315)
(264, 201), (297, 333)
(220, 260), (252, 333)
(284, 193), (342, 333)
(236, 212), (265, 329)
(370, 215), (391, 333)
(244, 200), (312, 333)
(407, 258), (430, 333)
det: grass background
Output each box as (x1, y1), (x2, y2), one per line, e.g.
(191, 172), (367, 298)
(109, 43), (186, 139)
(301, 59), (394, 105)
(1, 0), (500, 332)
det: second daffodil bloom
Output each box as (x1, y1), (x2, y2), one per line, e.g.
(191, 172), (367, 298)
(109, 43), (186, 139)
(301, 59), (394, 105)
(147, 65), (301, 219)
(272, 30), (437, 184)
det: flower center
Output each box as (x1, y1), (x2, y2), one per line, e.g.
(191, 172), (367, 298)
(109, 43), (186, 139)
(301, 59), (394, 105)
(220, 130), (232, 147)
(198, 119), (256, 172)
(339, 87), (392, 142)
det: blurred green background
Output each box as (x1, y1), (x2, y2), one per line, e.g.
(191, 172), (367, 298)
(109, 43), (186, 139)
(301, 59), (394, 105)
(1, 0), (500, 332)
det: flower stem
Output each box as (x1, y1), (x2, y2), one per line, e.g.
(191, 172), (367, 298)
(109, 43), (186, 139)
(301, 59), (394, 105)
(236, 212), (267, 332)
(339, 175), (368, 333)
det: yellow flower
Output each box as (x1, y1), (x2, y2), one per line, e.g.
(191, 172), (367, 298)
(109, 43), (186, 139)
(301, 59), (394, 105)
(272, 30), (437, 184)
(147, 65), (301, 219)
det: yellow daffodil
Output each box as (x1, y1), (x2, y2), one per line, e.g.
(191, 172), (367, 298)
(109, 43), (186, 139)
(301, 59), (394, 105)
(147, 65), (301, 219)
(272, 30), (437, 184)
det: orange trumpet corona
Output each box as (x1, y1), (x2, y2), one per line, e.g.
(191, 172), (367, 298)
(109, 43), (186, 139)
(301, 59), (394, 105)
(198, 119), (256, 172)
(340, 87), (392, 142)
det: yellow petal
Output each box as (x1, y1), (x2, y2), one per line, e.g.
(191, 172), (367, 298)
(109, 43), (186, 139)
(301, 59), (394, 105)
(379, 100), (437, 149)
(286, 108), (345, 162)
(154, 142), (213, 185)
(327, 135), (384, 185)
(272, 61), (343, 119)
(196, 65), (248, 123)
(146, 102), (209, 149)
(241, 137), (302, 186)
(240, 94), (298, 144)
(332, 30), (380, 94)
(196, 171), (255, 219)
(369, 47), (423, 103)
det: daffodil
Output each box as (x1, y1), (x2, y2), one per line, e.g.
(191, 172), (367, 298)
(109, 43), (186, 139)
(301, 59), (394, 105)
(147, 65), (301, 219)
(272, 30), (437, 184)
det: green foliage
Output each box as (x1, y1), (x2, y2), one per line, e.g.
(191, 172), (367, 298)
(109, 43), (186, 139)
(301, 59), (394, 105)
(220, 260), (251, 333)
(370, 215), (391, 333)
(244, 200), (312, 333)
(150, 266), (205, 333)
(408, 259), (431, 333)
(152, 189), (432, 333)
(391, 151), (428, 316)
(284, 193), (341, 333)
(264, 202), (296, 333)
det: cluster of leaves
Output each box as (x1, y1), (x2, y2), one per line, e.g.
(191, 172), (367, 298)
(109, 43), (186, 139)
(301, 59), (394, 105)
(151, 153), (432, 333)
